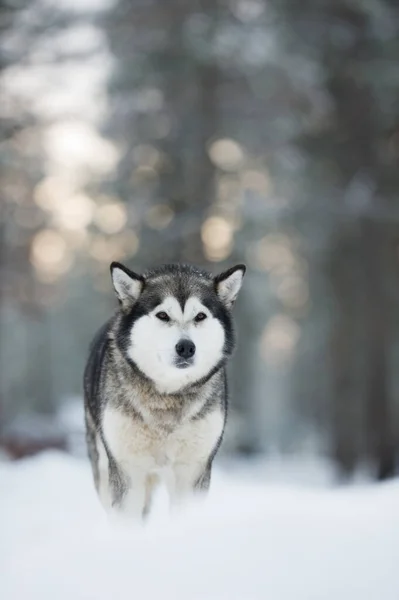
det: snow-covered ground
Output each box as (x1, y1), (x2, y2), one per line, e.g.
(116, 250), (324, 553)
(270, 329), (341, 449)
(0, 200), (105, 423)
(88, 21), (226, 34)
(1, 452), (398, 600)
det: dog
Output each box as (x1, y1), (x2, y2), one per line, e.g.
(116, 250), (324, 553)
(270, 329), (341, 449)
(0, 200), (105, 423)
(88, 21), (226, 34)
(84, 261), (245, 520)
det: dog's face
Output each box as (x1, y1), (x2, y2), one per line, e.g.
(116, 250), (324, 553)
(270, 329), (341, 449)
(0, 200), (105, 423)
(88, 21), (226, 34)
(110, 263), (245, 394)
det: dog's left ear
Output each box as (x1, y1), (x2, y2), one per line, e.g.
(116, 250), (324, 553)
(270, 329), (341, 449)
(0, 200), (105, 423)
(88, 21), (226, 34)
(215, 264), (246, 309)
(110, 262), (144, 310)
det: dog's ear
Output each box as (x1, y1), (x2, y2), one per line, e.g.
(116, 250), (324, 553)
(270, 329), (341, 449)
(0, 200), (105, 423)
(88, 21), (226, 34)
(215, 264), (246, 309)
(110, 262), (144, 309)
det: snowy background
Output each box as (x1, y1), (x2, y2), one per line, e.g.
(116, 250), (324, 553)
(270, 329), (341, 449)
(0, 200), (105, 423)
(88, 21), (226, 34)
(1, 0), (399, 598)
(1, 400), (399, 600)
(2, 447), (399, 600)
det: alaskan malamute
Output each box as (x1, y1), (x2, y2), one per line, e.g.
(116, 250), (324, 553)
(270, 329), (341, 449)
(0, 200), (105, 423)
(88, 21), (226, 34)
(84, 262), (245, 520)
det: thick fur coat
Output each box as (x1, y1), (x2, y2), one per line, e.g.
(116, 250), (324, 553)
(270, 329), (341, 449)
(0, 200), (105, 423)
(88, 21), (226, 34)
(84, 262), (245, 520)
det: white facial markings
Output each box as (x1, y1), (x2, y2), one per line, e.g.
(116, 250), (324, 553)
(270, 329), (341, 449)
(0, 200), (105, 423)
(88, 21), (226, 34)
(127, 294), (226, 393)
(183, 297), (210, 322)
(154, 297), (183, 323)
(152, 296), (210, 325)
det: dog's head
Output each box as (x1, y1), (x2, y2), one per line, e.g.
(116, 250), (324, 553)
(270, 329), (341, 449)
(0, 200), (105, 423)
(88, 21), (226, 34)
(110, 262), (245, 394)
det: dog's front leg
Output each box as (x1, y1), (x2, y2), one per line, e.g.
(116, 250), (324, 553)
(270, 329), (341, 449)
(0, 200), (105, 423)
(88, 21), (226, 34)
(118, 467), (149, 520)
(167, 462), (211, 512)
(104, 460), (148, 522)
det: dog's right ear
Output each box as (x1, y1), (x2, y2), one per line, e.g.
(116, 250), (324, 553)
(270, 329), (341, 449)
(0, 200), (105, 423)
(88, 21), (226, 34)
(215, 264), (246, 309)
(110, 262), (144, 309)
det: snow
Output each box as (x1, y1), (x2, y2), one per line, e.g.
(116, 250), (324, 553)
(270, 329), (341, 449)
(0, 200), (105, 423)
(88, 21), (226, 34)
(1, 452), (399, 600)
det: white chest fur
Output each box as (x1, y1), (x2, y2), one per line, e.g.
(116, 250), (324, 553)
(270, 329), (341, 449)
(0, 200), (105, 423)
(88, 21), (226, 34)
(100, 403), (224, 517)
(103, 403), (224, 472)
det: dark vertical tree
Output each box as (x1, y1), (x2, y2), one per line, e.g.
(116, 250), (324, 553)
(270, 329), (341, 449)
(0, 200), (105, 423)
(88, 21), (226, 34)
(273, 0), (399, 478)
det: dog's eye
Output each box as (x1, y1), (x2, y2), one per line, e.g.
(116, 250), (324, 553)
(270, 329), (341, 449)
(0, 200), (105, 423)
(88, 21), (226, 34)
(194, 312), (207, 322)
(156, 311), (170, 322)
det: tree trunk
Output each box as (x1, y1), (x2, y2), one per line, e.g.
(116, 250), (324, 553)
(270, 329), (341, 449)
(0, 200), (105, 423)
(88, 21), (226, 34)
(361, 218), (396, 480)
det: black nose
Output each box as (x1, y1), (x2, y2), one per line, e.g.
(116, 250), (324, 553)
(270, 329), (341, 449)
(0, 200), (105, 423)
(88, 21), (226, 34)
(175, 339), (196, 359)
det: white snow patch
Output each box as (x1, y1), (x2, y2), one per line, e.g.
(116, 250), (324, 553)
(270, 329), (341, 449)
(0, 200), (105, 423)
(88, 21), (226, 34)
(1, 451), (398, 600)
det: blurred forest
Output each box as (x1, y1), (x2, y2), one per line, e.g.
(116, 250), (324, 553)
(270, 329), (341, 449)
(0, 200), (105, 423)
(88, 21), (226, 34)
(1, 0), (399, 480)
